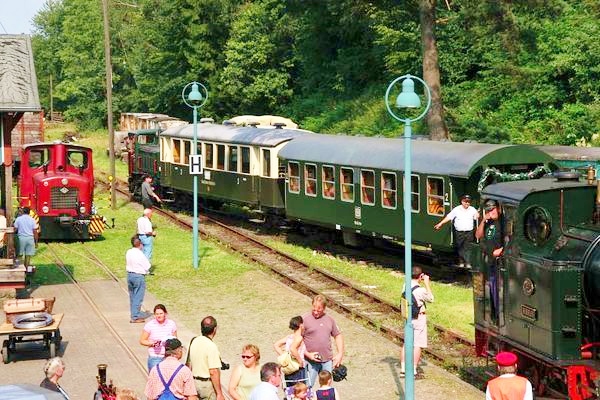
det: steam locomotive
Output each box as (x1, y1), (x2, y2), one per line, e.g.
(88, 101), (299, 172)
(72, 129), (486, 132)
(18, 142), (105, 240)
(472, 169), (600, 399)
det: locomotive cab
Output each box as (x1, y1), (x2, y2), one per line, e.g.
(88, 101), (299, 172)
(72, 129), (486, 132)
(473, 175), (600, 398)
(19, 142), (104, 240)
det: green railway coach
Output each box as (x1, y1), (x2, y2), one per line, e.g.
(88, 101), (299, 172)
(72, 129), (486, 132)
(278, 135), (557, 253)
(158, 123), (309, 212)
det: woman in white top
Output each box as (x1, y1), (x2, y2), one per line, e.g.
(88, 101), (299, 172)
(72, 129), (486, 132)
(274, 316), (308, 387)
(139, 304), (177, 371)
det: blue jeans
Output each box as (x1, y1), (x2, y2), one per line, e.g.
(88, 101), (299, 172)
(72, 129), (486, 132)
(306, 360), (332, 388)
(139, 234), (153, 261)
(284, 367), (307, 387)
(127, 272), (146, 319)
(147, 356), (164, 372)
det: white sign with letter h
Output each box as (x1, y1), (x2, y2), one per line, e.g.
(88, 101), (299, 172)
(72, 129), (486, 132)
(189, 154), (203, 175)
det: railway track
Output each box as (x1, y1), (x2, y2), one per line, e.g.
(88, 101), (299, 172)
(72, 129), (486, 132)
(106, 182), (480, 374)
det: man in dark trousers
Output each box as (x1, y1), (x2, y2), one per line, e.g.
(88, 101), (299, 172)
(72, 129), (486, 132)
(141, 175), (162, 209)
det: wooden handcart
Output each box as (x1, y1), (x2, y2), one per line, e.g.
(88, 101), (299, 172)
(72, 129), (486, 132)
(0, 313), (63, 363)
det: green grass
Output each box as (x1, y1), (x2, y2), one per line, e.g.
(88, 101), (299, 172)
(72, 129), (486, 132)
(36, 123), (475, 339)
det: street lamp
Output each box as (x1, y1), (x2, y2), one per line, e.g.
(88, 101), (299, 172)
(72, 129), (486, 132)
(182, 81), (208, 269)
(385, 74), (431, 399)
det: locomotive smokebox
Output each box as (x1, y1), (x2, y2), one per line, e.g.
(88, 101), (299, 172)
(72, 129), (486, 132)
(583, 236), (600, 309)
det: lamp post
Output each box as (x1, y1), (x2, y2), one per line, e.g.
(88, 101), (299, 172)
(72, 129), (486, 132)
(182, 81), (208, 269)
(385, 74), (431, 399)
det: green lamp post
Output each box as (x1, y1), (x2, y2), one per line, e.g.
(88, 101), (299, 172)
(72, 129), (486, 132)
(182, 81), (208, 269)
(385, 74), (431, 399)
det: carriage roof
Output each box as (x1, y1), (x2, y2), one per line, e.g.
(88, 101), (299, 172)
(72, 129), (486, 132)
(160, 123), (310, 147)
(534, 145), (600, 161)
(278, 135), (555, 178)
(482, 177), (589, 203)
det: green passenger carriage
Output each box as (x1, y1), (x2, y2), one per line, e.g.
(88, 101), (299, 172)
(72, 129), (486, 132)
(278, 135), (556, 253)
(157, 123), (309, 212)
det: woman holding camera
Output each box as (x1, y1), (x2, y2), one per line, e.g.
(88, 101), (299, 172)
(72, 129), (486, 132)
(139, 304), (178, 371)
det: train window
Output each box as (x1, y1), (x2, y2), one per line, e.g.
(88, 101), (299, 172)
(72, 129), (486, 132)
(288, 162), (300, 193)
(216, 144), (225, 170)
(381, 172), (397, 209)
(67, 151), (87, 168)
(322, 166), (335, 199)
(426, 177), (444, 216)
(262, 149), (271, 177)
(183, 141), (191, 165)
(160, 137), (169, 162)
(29, 149), (49, 167)
(361, 170), (375, 206)
(241, 146), (250, 174)
(524, 206), (552, 245)
(305, 164), (317, 196)
(172, 139), (182, 164)
(204, 143), (213, 168)
(411, 175), (420, 212)
(228, 146), (238, 172)
(340, 168), (354, 202)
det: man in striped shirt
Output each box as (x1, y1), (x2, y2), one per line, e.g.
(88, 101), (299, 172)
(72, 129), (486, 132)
(145, 338), (198, 400)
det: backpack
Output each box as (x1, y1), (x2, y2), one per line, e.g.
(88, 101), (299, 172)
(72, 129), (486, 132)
(156, 363), (184, 400)
(401, 285), (422, 320)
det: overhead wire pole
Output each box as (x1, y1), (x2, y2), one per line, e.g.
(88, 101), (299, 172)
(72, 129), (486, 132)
(102, 0), (116, 210)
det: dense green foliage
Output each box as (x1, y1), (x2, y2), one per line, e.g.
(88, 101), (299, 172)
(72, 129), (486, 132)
(31, 0), (600, 144)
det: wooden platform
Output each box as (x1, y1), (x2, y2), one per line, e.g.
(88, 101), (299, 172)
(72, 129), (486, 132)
(0, 313), (63, 335)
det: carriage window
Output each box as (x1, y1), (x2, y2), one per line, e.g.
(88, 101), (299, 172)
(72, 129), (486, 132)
(241, 146), (250, 174)
(216, 144), (225, 170)
(322, 166), (335, 199)
(426, 177), (444, 216)
(341, 168), (354, 202)
(381, 172), (396, 209)
(67, 151), (87, 168)
(288, 162), (300, 193)
(182, 141), (191, 166)
(361, 170), (375, 205)
(262, 149), (271, 177)
(29, 149), (50, 167)
(228, 146), (238, 172)
(172, 139), (182, 164)
(411, 175), (420, 212)
(305, 164), (317, 196)
(204, 143), (213, 168)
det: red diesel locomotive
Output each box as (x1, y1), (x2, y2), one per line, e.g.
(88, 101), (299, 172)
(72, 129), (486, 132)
(18, 142), (105, 240)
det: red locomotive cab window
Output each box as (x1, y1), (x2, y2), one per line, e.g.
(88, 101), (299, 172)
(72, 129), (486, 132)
(29, 148), (50, 168)
(67, 150), (87, 169)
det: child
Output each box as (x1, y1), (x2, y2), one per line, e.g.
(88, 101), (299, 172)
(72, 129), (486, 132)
(292, 382), (310, 400)
(315, 371), (340, 400)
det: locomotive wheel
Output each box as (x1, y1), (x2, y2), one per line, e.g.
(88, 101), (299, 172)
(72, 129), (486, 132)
(2, 340), (9, 364)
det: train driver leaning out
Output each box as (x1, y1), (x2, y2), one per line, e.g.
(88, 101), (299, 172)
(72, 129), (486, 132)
(486, 351), (533, 400)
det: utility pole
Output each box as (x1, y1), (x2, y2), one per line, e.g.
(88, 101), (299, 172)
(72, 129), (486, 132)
(102, 0), (116, 209)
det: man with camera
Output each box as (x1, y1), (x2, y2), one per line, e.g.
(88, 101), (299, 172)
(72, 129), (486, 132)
(399, 266), (434, 379)
(186, 316), (225, 400)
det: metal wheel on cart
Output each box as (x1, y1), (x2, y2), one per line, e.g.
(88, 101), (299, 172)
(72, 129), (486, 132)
(2, 339), (9, 364)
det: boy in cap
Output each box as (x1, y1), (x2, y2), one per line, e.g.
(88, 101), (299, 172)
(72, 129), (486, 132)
(434, 194), (479, 268)
(145, 338), (198, 400)
(485, 351), (533, 400)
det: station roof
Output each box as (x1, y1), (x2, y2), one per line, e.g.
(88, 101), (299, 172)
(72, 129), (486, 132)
(482, 176), (590, 203)
(160, 123), (310, 147)
(278, 134), (555, 177)
(0, 35), (41, 112)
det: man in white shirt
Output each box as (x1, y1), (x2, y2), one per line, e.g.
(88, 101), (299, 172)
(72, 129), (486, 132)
(137, 208), (156, 262)
(126, 236), (151, 323)
(249, 363), (282, 400)
(434, 194), (479, 268)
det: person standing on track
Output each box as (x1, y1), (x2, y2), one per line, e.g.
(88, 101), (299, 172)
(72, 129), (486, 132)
(434, 194), (479, 268)
(302, 295), (345, 388)
(186, 316), (226, 400)
(142, 175), (162, 209)
(126, 236), (151, 323)
(137, 208), (157, 262)
(14, 206), (39, 271)
(485, 351), (533, 400)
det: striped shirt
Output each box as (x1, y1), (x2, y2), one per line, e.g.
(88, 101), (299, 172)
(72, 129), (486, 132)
(145, 356), (197, 400)
(144, 318), (178, 357)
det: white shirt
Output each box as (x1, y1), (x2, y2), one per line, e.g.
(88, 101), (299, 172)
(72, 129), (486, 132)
(446, 205), (478, 231)
(126, 247), (151, 274)
(249, 382), (279, 400)
(137, 216), (153, 235)
(485, 374), (533, 400)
